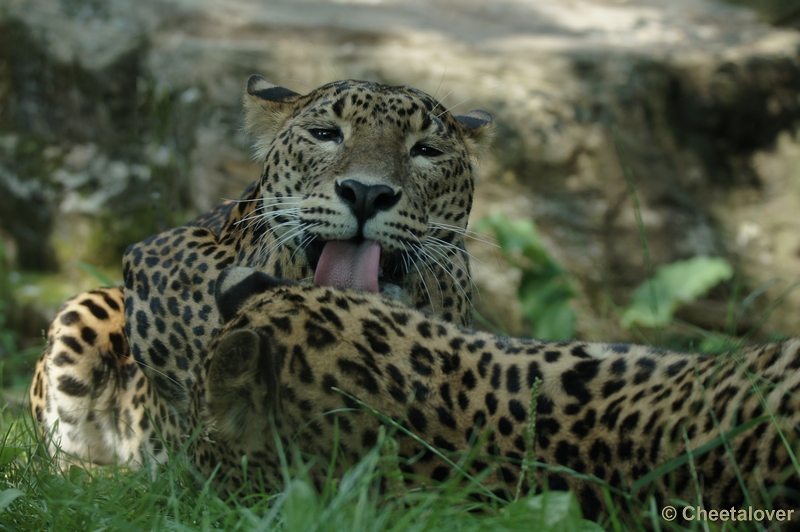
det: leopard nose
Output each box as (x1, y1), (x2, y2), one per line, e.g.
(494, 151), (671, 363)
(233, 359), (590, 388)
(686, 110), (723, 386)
(335, 179), (402, 227)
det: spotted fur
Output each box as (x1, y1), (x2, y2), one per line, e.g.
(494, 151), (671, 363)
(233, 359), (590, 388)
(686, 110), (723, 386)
(190, 268), (800, 522)
(30, 77), (493, 470)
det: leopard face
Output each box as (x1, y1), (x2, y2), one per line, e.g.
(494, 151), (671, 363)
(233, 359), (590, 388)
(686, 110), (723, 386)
(236, 76), (494, 323)
(189, 267), (800, 523)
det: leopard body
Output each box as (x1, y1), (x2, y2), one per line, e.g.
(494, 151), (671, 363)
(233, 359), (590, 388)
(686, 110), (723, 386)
(190, 268), (800, 522)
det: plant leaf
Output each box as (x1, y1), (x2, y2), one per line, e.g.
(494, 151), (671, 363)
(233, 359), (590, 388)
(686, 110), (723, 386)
(505, 491), (603, 531)
(621, 256), (733, 329)
(0, 488), (24, 513)
(478, 213), (577, 340)
(0, 445), (24, 467)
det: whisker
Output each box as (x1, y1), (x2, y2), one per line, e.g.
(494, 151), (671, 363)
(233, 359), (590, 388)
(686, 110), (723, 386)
(428, 234), (497, 281)
(402, 238), (440, 309)
(221, 194), (304, 204)
(271, 220), (313, 253)
(237, 205), (301, 226)
(430, 88), (456, 115)
(254, 219), (305, 261)
(409, 230), (471, 307)
(432, 66), (447, 100)
(236, 208), (302, 231)
(134, 359), (189, 393)
(220, 196), (260, 204)
(426, 242), (475, 305)
(256, 201), (303, 210)
(437, 96), (474, 118)
(426, 235), (497, 283)
(435, 83), (504, 118)
(242, 213), (298, 233)
(290, 226), (320, 263)
(399, 241), (428, 307)
(431, 220), (497, 240)
(428, 237), (499, 310)
(429, 222), (500, 248)
(279, 78), (315, 90)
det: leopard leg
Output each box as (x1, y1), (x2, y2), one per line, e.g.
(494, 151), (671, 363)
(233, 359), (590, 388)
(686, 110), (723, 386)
(30, 287), (172, 471)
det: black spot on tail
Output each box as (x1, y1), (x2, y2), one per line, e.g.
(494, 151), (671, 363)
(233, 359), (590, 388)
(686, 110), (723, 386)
(60, 336), (83, 355)
(81, 327), (97, 346)
(60, 311), (81, 326)
(53, 352), (76, 366)
(101, 291), (121, 312)
(57, 376), (91, 397)
(80, 299), (109, 320)
(109, 332), (126, 356)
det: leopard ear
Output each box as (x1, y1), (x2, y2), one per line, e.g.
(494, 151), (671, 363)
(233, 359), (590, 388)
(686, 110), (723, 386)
(455, 110), (494, 160)
(455, 110), (493, 132)
(246, 74), (300, 103)
(207, 329), (274, 441)
(244, 75), (302, 160)
(215, 267), (295, 323)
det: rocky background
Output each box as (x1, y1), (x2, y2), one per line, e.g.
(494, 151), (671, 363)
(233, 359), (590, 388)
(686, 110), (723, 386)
(1, 0), (800, 367)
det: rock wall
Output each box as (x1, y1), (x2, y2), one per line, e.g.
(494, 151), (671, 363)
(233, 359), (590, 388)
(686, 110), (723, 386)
(1, 0), (799, 347)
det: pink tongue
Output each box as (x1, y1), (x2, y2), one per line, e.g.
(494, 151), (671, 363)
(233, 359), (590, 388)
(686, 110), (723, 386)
(314, 240), (381, 293)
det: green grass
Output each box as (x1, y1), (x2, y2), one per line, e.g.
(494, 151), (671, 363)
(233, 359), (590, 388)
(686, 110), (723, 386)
(0, 400), (613, 532)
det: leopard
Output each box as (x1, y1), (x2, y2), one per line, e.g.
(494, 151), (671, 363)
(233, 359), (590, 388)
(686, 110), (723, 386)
(29, 75), (494, 471)
(189, 266), (800, 524)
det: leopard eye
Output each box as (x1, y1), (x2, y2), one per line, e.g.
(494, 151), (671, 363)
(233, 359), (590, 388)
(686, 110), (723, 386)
(309, 128), (343, 144)
(410, 143), (443, 158)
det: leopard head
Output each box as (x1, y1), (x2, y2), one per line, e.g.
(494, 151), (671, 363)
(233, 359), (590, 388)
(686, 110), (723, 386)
(239, 76), (494, 325)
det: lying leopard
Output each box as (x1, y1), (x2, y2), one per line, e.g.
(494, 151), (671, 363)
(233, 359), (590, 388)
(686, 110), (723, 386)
(29, 76), (494, 470)
(190, 267), (800, 523)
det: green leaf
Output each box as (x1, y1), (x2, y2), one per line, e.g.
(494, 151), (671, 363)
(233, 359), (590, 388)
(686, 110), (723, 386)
(477, 213), (577, 340)
(0, 445), (24, 467)
(68, 464), (88, 485)
(282, 479), (319, 531)
(532, 300), (576, 341)
(475, 214), (552, 266)
(0, 488), (24, 513)
(504, 491), (603, 531)
(621, 256), (733, 329)
(519, 274), (576, 341)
